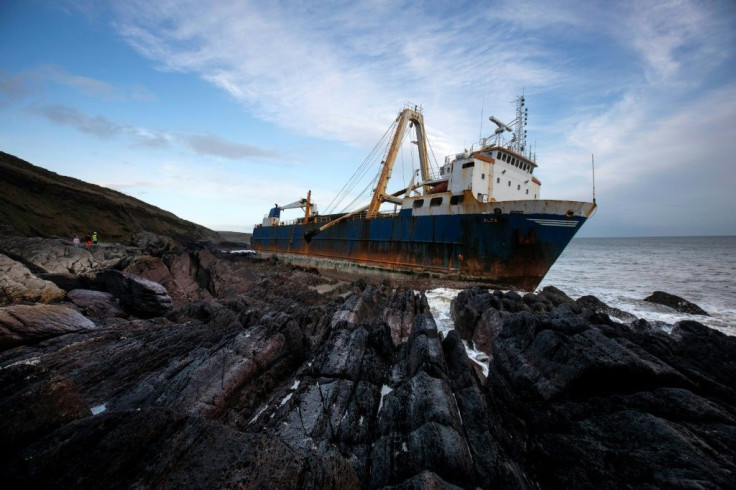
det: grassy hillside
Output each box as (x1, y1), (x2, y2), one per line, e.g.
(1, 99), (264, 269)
(0, 151), (221, 242)
(217, 231), (252, 244)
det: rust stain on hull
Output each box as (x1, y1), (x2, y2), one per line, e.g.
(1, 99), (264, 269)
(252, 204), (592, 291)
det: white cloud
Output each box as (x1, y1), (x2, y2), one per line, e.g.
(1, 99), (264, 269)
(41, 0), (736, 235)
(109, 0), (577, 154)
(624, 0), (732, 85)
(181, 133), (283, 160)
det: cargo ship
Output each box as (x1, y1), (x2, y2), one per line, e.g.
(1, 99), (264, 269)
(251, 96), (596, 290)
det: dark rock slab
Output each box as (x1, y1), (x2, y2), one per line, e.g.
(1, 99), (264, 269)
(67, 289), (126, 319)
(577, 294), (638, 322)
(0, 304), (96, 349)
(94, 269), (172, 318)
(0, 364), (90, 460)
(485, 299), (736, 489)
(2, 407), (359, 489)
(129, 231), (177, 256)
(644, 290), (708, 315)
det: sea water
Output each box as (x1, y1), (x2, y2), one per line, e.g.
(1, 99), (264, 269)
(427, 236), (736, 337)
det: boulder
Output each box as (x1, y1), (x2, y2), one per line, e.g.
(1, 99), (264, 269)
(66, 289), (126, 319)
(536, 285), (575, 307)
(94, 270), (172, 318)
(644, 291), (708, 315)
(0, 254), (66, 305)
(0, 304), (96, 349)
(576, 295), (638, 322)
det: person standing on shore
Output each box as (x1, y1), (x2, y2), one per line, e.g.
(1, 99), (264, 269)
(92, 231), (98, 245)
(85, 235), (92, 248)
(73, 235), (80, 247)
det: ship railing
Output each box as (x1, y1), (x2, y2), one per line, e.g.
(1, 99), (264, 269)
(276, 209), (401, 227)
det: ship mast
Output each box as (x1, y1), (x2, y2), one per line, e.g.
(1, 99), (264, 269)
(367, 106), (428, 218)
(510, 95), (528, 156)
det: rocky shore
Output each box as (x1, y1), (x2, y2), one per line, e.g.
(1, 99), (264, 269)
(1, 232), (734, 489)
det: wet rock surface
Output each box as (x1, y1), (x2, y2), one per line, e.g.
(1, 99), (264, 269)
(644, 290), (709, 315)
(1, 237), (734, 489)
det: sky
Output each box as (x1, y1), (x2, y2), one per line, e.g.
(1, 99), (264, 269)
(1, 0), (735, 237)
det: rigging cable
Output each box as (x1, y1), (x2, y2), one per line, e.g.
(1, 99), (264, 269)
(323, 120), (397, 214)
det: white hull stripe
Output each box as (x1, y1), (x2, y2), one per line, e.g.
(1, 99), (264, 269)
(527, 218), (579, 227)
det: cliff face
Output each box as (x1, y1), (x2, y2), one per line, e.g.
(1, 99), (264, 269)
(0, 151), (221, 243)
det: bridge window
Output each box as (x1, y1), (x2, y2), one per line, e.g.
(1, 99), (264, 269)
(413, 199), (424, 208)
(450, 195), (464, 205)
(430, 197), (443, 206)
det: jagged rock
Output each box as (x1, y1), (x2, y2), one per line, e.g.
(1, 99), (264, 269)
(1, 407), (360, 489)
(94, 270), (172, 318)
(66, 289), (125, 319)
(0, 236), (140, 273)
(644, 290), (708, 315)
(0, 364), (90, 460)
(1, 236), (734, 490)
(0, 304), (96, 349)
(486, 304), (736, 489)
(577, 295), (638, 322)
(381, 471), (463, 489)
(536, 285), (575, 307)
(129, 231), (177, 256)
(37, 272), (90, 292)
(125, 249), (262, 307)
(0, 236), (97, 273)
(450, 287), (508, 355)
(0, 253), (66, 305)
(125, 253), (213, 306)
(382, 288), (420, 345)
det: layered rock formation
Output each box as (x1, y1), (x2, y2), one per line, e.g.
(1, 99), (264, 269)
(1, 234), (734, 489)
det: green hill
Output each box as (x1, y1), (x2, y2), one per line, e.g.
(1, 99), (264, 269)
(0, 151), (221, 243)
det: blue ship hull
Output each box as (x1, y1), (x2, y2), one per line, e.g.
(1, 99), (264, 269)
(251, 205), (590, 290)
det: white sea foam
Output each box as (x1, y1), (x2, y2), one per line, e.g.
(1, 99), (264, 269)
(423, 237), (735, 383)
(540, 236), (736, 336)
(426, 288), (490, 376)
